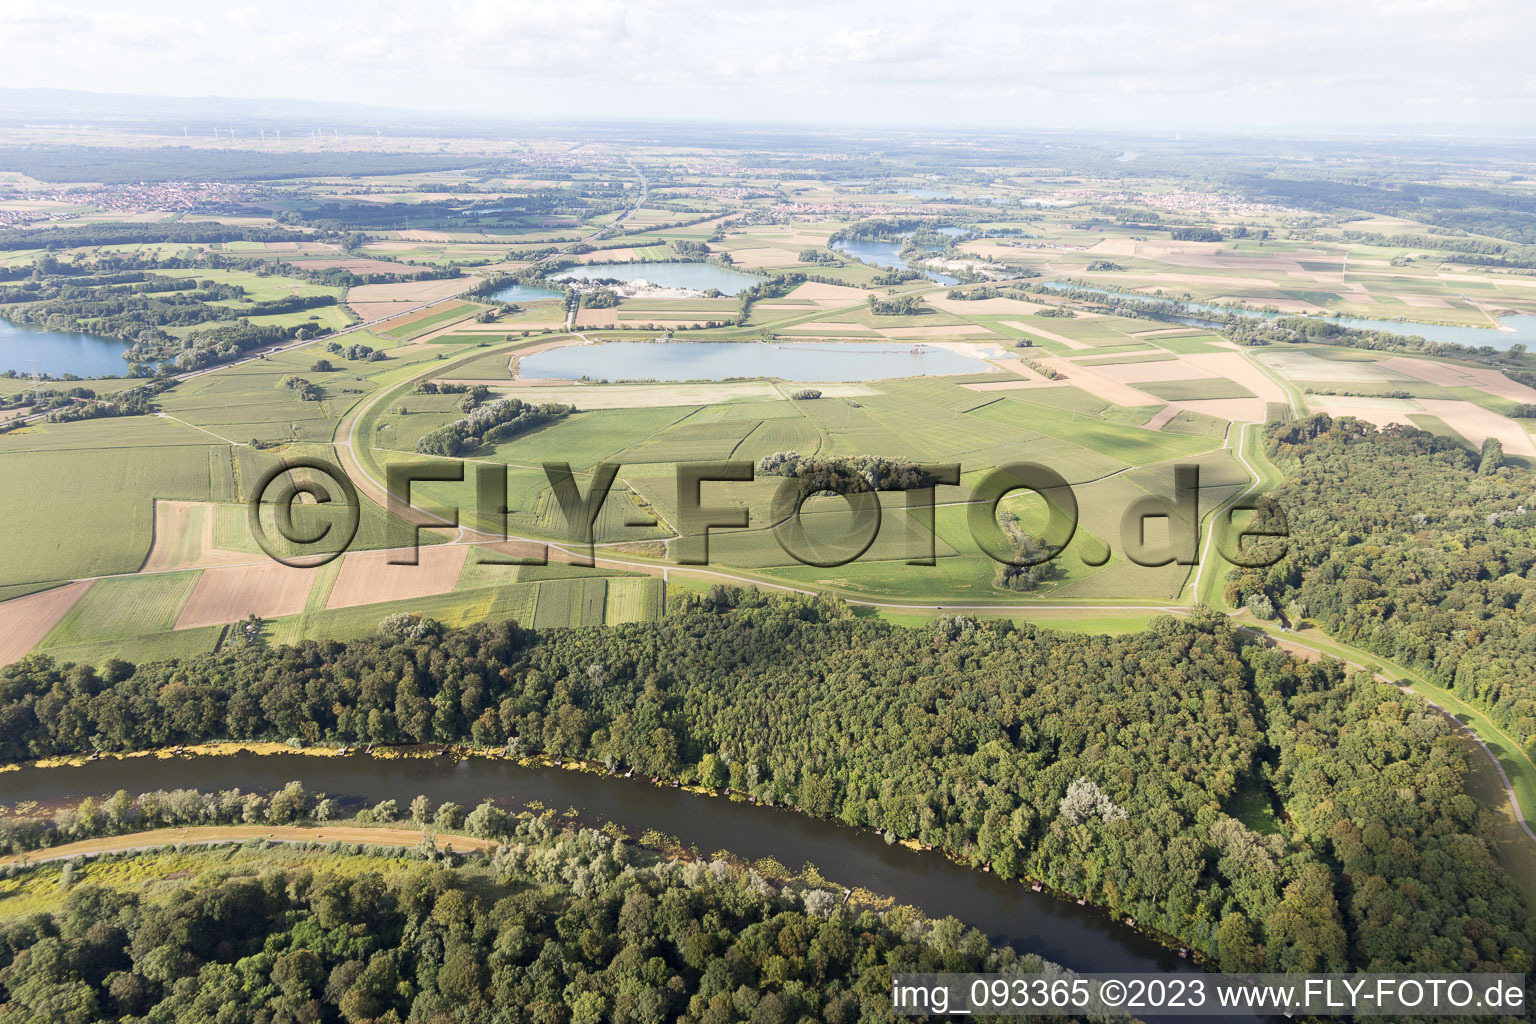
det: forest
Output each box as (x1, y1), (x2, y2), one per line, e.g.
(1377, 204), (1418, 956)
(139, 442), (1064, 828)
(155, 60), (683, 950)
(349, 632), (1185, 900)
(0, 146), (470, 185)
(755, 452), (938, 493)
(1336, 231), (1536, 267)
(1226, 414), (1536, 759)
(281, 192), (590, 232)
(0, 816), (1047, 1024)
(0, 597), (1530, 975)
(1234, 174), (1536, 244)
(0, 223), (309, 251)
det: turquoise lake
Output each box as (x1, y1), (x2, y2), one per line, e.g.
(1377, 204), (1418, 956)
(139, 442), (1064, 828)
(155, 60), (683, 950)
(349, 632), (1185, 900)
(1038, 281), (1536, 352)
(553, 262), (760, 295)
(830, 238), (961, 285)
(0, 319), (130, 377)
(482, 282), (565, 302)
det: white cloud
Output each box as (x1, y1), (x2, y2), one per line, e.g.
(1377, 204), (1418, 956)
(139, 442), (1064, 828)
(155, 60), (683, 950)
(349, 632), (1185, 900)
(0, 0), (1531, 129)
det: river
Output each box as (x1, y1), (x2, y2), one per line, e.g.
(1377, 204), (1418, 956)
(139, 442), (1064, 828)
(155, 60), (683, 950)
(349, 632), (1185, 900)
(3, 751), (1197, 978)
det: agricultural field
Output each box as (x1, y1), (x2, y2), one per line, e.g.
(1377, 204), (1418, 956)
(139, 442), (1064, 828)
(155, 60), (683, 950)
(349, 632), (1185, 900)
(8, 25), (1536, 1022)
(2, 128), (1535, 666)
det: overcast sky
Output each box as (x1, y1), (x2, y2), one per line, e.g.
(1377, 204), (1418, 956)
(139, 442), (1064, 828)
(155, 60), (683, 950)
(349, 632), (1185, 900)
(2, 0), (1533, 131)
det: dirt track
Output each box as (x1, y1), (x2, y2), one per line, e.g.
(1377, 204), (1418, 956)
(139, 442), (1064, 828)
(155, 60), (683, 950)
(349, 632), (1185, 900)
(0, 825), (497, 866)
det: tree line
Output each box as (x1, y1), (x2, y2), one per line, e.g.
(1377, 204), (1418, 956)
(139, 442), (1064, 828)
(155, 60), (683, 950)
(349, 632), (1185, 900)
(415, 398), (575, 458)
(0, 596), (1529, 975)
(0, 222), (309, 252)
(0, 814), (1046, 1023)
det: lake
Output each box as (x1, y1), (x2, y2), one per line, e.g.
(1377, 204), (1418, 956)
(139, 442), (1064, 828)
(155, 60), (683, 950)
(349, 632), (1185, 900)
(481, 282), (565, 303)
(1037, 281), (1536, 352)
(520, 341), (994, 382)
(553, 262), (760, 295)
(0, 319), (130, 377)
(1, 751), (1206, 979)
(831, 237), (961, 285)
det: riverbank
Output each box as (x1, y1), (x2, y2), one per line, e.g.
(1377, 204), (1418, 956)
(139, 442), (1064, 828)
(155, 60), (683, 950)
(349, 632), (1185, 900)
(0, 823), (495, 867)
(0, 738), (1190, 936)
(0, 747), (1197, 975)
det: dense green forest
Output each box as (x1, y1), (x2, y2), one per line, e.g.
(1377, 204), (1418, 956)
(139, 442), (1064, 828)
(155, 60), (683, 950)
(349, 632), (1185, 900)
(0, 819), (1044, 1023)
(2, 599), (1529, 974)
(0, 223), (309, 252)
(0, 146), (470, 185)
(287, 191), (596, 232)
(1226, 414), (1536, 758)
(1235, 175), (1536, 244)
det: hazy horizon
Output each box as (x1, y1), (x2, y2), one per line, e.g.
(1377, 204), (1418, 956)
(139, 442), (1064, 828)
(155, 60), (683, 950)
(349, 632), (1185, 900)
(2, 0), (1533, 133)
(8, 86), (1536, 143)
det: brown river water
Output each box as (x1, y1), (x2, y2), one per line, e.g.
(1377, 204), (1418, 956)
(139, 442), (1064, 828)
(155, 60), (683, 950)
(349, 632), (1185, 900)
(3, 751), (1197, 977)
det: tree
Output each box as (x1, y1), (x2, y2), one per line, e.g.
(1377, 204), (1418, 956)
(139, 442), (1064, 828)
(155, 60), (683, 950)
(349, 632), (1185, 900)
(698, 752), (727, 789)
(268, 780), (309, 823)
(1284, 599), (1305, 626)
(1217, 912), (1261, 972)
(1057, 777), (1127, 824)
(1479, 436), (1505, 474)
(436, 947), (486, 1003)
(465, 799), (510, 839)
(434, 801), (465, 830)
(1246, 593), (1276, 620)
(362, 799), (399, 823)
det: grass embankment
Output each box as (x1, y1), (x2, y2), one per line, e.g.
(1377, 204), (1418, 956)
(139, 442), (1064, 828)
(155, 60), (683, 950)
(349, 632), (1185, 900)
(1191, 420), (1284, 609)
(0, 827), (910, 931)
(0, 825), (493, 868)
